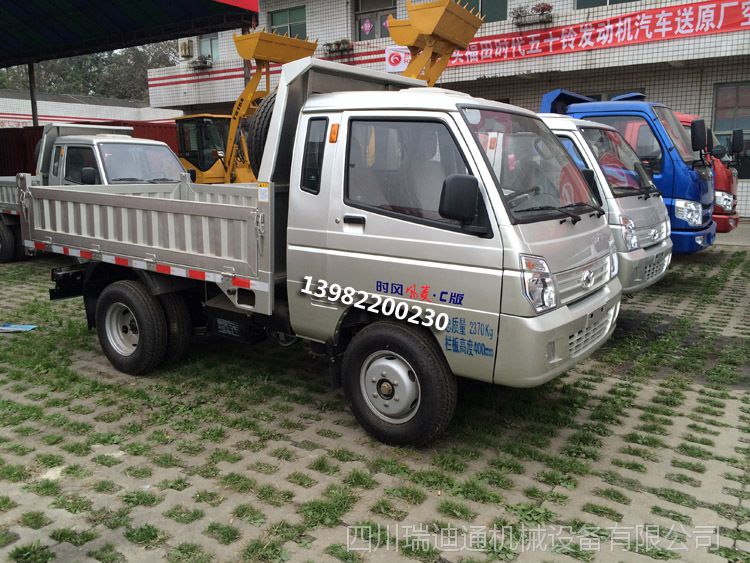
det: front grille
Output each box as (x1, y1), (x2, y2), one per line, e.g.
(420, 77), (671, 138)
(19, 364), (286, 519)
(554, 255), (610, 306)
(636, 221), (668, 249)
(644, 255), (668, 281)
(568, 304), (616, 358)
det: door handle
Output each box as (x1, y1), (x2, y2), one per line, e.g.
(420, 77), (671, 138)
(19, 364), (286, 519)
(343, 215), (366, 225)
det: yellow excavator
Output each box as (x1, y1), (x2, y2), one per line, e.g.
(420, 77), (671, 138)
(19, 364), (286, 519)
(176, 32), (317, 183)
(176, 0), (482, 184)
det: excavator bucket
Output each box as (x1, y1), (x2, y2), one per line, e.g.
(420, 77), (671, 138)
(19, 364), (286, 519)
(388, 0), (483, 86)
(233, 31), (317, 64)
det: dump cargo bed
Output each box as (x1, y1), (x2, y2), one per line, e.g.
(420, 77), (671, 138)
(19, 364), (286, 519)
(18, 174), (274, 315)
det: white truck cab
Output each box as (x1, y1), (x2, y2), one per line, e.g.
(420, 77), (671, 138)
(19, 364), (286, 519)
(0, 124), (183, 262)
(541, 114), (672, 293)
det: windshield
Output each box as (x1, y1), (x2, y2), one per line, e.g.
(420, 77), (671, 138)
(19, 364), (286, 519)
(653, 106), (693, 162)
(98, 143), (184, 183)
(580, 127), (651, 196)
(462, 107), (596, 222)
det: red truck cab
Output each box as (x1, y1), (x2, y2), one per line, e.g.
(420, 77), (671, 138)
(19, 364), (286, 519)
(676, 112), (739, 233)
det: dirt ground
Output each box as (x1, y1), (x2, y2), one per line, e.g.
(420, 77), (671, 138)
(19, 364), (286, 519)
(0, 248), (749, 563)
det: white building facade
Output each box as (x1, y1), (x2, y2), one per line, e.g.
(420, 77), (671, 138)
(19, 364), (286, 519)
(148, 0), (750, 213)
(0, 90), (182, 128)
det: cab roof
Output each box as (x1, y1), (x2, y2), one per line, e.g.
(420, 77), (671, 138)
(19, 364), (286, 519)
(302, 88), (540, 120)
(538, 113), (617, 132)
(57, 135), (167, 146)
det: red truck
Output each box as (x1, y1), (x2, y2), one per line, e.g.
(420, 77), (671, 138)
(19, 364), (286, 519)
(676, 112), (740, 233)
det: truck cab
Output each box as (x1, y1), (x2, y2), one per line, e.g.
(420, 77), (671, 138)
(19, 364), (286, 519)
(675, 112), (740, 233)
(541, 114), (672, 293)
(0, 124), (184, 262)
(542, 90), (716, 254)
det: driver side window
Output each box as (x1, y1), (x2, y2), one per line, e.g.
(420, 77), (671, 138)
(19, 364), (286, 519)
(64, 146), (100, 184)
(345, 119), (471, 227)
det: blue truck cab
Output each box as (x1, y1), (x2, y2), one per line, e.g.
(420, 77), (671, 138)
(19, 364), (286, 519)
(541, 90), (716, 253)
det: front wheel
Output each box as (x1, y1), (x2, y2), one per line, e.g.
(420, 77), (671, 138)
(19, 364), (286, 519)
(95, 280), (168, 375)
(342, 321), (457, 447)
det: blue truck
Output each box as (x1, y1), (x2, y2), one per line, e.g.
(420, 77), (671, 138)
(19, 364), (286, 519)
(541, 90), (716, 253)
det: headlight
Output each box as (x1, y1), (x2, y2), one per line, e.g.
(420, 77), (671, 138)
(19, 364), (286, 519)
(609, 241), (619, 279)
(620, 216), (639, 250)
(665, 218), (671, 237)
(674, 199), (702, 226)
(520, 255), (556, 314)
(715, 191), (734, 213)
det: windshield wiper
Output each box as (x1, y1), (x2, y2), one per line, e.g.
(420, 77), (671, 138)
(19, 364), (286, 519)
(147, 178), (178, 183)
(561, 202), (606, 218)
(515, 205), (582, 224)
(110, 177), (144, 182)
(611, 185), (651, 199)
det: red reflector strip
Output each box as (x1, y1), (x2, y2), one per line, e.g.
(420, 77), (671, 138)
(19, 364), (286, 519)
(80, 250), (93, 260)
(115, 257), (129, 267)
(188, 269), (206, 281)
(62, 247), (70, 255)
(34, 242), (46, 250)
(156, 264), (171, 275)
(232, 277), (251, 289)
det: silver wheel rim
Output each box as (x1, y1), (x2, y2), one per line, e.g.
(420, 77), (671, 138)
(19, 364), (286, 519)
(360, 351), (421, 424)
(105, 302), (139, 357)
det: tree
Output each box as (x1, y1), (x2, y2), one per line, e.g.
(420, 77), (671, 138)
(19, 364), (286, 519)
(0, 41), (178, 101)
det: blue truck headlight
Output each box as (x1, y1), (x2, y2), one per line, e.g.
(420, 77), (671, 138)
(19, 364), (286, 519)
(674, 199), (702, 227)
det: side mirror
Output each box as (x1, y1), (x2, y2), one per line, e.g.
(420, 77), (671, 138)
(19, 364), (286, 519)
(706, 128), (714, 152)
(580, 168), (598, 192)
(731, 129), (744, 155)
(690, 119), (706, 152)
(711, 145), (727, 160)
(188, 169), (197, 182)
(81, 167), (98, 185)
(439, 174), (479, 225)
(639, 155), (658, 176)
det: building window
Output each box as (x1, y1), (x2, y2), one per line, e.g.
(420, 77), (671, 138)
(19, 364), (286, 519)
(464, 0), (507, 22)
(270, 6), (306, 39)
(576, 0), (638, 8)
(715, 83), (750, 179)
(199, 34), (219, 61)
(356, 0), (396, 40)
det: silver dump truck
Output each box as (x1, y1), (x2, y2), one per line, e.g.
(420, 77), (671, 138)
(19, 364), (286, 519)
(0, 124), (184, 262)
(18, 59), (622, 445)
(540, 114), (673, 293)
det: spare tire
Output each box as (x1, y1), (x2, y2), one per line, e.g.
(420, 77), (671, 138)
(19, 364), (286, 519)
(249, 92), (276, 177)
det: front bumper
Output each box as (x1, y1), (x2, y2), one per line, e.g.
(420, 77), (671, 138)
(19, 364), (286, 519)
(494, 277), (622, 388)
(617, 239), (673, 293)
(671, 221), (717, 253)
(714, 211), (740, 233)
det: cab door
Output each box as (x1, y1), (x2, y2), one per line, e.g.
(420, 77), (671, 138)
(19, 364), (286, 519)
(323, 111), (503, 382)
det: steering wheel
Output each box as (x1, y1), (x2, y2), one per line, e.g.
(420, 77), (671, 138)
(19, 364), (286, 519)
(506, 185), (541, 208)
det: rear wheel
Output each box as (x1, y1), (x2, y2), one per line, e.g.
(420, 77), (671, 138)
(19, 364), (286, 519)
(0, 223), (16, 263)
(342, 321), (457, 446)
(159, 293), (192, 365)
(95, 280), (167, 375)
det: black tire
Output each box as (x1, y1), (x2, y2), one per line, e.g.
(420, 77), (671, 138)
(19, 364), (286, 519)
(12, 226), (25, 260)
(248, 92), (276, 177)
(0, 223), (16, 263)
(342, 321), (457, 447)
(158, 292), (192, 366)
(95, 280), (168, 375)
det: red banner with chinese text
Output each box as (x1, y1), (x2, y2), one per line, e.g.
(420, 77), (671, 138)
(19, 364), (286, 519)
(212, 0), (259, 12)
(448, 0), (750, 67)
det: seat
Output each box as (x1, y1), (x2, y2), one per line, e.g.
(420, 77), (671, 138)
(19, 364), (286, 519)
(348, 137), (388, 208)
(407, 132), (445, 216)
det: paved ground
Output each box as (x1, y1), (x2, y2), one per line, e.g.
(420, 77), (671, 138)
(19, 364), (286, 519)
(0, 246), (749, 563)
